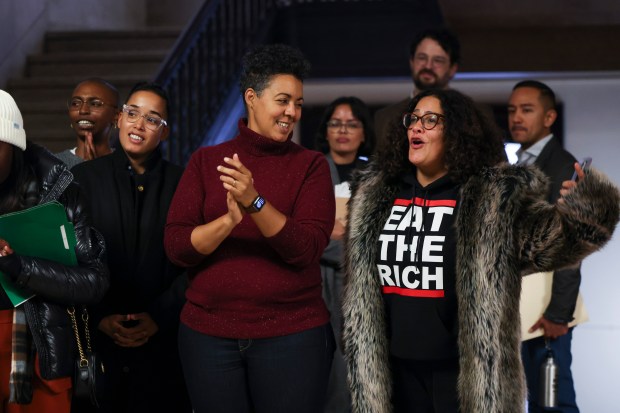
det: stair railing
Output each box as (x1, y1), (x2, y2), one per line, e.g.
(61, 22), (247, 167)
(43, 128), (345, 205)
(155, 0), (395, 165)
(154, 0), (278, 165)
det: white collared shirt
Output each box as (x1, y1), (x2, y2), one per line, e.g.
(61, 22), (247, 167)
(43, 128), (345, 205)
(516, 134), (553, 165)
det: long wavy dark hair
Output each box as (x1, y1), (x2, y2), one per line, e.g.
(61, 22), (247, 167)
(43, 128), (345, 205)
(376, 89), (506, 184)
(314, 96), (376, 158)
(0, 146), (34, 214)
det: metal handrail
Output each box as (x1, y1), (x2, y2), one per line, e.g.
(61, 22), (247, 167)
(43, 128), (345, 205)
(154, 0), (399, 165)
(154, 0), (278, 165)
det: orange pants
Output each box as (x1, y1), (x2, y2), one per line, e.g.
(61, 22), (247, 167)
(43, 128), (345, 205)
(0, 309), (72, 413)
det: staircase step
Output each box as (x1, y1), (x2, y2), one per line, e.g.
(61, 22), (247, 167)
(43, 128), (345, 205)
(28, 50), (169, 63)
(26, 51), (167, 77)
(7, 27), (180, 153)
(8, 75), (147, 87)
(27, 128), (75, 153)
(8, 76), (144, 108)
(23, 110), (75, 132)
(45, 29), (181, 53)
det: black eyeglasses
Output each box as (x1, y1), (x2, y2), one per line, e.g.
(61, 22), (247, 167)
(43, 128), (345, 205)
(326, 120), (363, 130)
(122, 105), (167, 131)
(68, 98), (116, 111)
(402, 112), (445, 130)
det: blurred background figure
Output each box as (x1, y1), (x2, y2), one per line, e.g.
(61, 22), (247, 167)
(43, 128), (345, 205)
(374, 27), (460, 151)
(314, 96), (375, 412)
(55, 78), (119, 168)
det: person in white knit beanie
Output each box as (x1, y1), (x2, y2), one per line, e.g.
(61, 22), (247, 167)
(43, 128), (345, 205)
(0, 88), (109, 412)
(0, 89), (27, 151)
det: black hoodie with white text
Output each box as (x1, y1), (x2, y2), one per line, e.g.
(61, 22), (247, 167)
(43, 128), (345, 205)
(376, 171), (460, 360)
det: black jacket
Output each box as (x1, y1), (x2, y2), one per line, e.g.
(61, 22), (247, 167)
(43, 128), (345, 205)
(0, 143), (109, 379)
(535, 136), (580, 322)
(71, 148), (185, 342)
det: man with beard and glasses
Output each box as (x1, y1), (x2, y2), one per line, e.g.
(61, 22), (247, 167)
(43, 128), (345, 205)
(374, 28), (460, 151)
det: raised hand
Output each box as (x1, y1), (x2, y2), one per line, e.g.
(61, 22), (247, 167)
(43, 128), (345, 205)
(83, 131), (97, 160)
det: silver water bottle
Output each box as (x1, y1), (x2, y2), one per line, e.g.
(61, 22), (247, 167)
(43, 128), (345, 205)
(539, 339), (559, 408)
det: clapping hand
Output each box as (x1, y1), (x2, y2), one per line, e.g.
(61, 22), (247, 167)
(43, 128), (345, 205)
(217, 153), (259, 209)
(83, 131), (97, 160)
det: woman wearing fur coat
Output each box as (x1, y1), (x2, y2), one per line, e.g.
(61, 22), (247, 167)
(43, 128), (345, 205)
(342, 89), (619, 413)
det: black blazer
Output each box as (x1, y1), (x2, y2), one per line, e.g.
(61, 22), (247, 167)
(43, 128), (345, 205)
(71, 149), (186, 336)
(535, 136), (581, 323)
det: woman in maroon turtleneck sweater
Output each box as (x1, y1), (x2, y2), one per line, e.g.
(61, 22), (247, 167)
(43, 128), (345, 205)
(165, 44), (336, 413)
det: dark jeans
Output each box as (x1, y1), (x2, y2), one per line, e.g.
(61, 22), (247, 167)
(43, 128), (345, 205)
(522, 328), (579, 413)
(179, 322), (335, 413)
(391, 356), (460, 413)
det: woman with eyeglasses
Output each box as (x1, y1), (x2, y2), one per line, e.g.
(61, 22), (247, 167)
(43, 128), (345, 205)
(313, 96), (375, 413)
(55, 78), (119, 168)
(342, 89), (619, 413)
(165, 44), (336, 413)
(71, 82), (190, 413)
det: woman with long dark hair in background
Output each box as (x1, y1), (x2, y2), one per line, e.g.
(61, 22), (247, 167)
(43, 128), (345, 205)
(314, 96), (375, 413)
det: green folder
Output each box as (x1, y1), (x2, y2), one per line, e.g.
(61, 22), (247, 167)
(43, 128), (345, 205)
(0, 201), (77, 306)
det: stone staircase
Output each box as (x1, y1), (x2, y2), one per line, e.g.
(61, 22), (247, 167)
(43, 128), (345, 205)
(6, 29), (180, 152)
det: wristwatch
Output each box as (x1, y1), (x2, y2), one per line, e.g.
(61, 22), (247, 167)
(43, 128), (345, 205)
(244, 195), (266, 213)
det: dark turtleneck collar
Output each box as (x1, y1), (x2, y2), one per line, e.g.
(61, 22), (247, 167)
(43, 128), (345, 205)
(235, 118), (294, 157)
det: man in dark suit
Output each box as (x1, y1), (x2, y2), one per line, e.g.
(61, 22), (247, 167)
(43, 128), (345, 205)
(373, 27), (460, 151)
(508, 80), (580, 413)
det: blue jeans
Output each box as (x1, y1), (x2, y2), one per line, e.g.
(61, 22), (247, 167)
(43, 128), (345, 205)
(178, 322), (335, 413)
(522, 328), (579, 413)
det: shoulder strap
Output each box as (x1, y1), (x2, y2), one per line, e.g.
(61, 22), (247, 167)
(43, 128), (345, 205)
(38, 170), (73, 205)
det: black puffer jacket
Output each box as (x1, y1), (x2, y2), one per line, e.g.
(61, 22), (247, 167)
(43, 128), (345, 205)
(0, 143), (109, 379)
